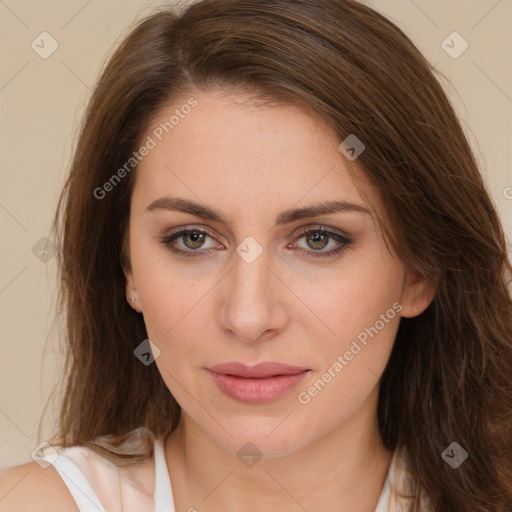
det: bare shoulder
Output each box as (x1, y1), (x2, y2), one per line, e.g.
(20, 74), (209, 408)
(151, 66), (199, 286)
(0, 461), (79, 512)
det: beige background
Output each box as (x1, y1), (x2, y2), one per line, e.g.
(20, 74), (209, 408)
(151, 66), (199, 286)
(1, 0), (511, 468)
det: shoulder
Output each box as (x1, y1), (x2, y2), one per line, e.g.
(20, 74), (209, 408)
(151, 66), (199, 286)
(0, 461), (79, 512)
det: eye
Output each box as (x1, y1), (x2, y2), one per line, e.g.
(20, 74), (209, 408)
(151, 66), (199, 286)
(291, 226), (353, 258)
(159, 225), (353, 259)
(159, 227), (221, 259)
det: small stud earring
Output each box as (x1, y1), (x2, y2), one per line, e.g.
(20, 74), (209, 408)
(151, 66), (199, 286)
(130, 297), (135, 303)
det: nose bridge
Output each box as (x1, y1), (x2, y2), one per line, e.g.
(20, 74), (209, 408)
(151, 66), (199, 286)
(231, 238), (271, 305)
(220, 236), (284, 342)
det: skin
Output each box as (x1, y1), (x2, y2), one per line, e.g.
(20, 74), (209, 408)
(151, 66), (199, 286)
(123, 88), (435, 512)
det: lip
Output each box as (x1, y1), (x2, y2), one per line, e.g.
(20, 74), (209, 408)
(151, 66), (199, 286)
(207, 362), (311, 404)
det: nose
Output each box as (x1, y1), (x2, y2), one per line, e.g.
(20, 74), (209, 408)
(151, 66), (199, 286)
(219, 246), (289, 344)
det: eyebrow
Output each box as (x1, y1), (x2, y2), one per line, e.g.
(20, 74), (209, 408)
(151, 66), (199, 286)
(144, 197), (371, 225)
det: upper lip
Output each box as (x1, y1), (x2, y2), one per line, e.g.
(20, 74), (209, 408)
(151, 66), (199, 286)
(207, 361), (310, 378)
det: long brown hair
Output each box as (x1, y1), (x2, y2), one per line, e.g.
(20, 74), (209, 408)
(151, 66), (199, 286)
(46, 1), (512, 510)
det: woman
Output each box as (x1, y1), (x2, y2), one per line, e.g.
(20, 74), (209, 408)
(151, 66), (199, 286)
(1, 0), (511, 510)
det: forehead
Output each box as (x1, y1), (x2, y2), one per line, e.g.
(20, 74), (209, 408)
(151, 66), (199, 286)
(132, 89), (380, 220)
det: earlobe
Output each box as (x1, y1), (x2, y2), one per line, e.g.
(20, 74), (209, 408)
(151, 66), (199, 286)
(400, 269), (436, 318)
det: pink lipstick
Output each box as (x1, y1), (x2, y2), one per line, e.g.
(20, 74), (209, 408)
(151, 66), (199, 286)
(207, 362), (311, 404)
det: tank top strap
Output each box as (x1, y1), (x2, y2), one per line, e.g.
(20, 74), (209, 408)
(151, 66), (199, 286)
(34, 435), (176, 512)
(153, 436), (176, 511)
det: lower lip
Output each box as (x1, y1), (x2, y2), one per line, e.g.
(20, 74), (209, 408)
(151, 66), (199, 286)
(208, 370), (310, 404)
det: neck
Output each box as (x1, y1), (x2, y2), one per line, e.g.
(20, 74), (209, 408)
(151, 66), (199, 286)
(164, 389), (393, 512)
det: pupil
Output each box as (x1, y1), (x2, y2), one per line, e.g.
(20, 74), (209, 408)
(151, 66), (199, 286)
(186, 231), (204, 248)
(309, 232), (328, 250)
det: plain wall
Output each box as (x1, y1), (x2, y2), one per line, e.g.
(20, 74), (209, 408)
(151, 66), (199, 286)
(1, 0), (511, 467)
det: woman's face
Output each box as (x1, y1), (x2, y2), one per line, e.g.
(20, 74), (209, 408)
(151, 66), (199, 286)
(124, 89), (434, 457)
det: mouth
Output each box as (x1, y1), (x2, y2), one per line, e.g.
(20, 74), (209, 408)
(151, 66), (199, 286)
(206, 361), (311, 404)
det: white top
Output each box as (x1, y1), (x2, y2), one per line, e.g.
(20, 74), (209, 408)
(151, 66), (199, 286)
(34, 433), (429, 511)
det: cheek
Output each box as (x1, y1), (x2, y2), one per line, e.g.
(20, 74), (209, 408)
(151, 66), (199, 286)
(291, 249), (404, 414)
(294, 297), (401, 436)
(135, 269), (211, 372)
(294, 247), (405, 347)
(130, 234), (188, 333)
(139, 281), (197, 346)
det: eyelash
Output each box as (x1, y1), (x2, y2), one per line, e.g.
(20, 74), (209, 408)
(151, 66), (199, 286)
(159, 225), (353, 260)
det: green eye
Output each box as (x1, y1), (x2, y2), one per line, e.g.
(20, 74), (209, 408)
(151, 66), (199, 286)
(181, 231), (207, 250)
(292, 227), (353, 258)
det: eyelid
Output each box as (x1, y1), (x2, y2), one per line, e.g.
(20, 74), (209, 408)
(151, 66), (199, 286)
(164, 224), (223, 243)
(293, 224), (351, 239)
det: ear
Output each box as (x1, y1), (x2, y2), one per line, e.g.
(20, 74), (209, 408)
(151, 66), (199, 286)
(400, 268), (436, 318)
(121, 250), (142, 313)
